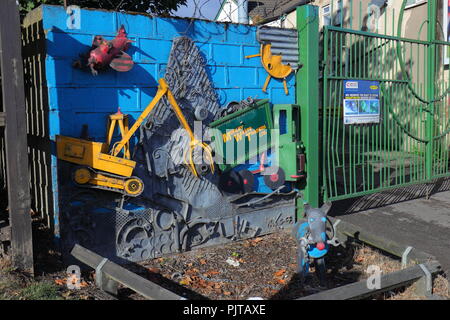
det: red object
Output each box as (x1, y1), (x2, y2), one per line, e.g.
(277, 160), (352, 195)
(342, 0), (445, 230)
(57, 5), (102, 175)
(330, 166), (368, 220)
(85, 25), (134, 75)
(316, 242), (325, 250)
(259, 152), (266, 172)
(250, 152), (267, 174)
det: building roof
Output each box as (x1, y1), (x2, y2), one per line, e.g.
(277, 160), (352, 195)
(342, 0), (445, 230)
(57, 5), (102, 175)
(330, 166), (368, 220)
(248, 0), (309, 22)
(215, 0), (310, 23)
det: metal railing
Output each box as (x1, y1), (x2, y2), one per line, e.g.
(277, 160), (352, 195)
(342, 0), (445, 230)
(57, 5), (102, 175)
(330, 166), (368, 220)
(320, 0), (450, 201)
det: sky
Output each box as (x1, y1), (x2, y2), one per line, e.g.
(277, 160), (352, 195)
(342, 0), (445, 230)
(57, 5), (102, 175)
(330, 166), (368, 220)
(173, 0), (222, 20)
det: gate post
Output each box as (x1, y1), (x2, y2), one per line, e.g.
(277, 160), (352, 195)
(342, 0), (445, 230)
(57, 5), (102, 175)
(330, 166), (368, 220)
(296, 5), (320, 213)
(426, 0), (436, 180)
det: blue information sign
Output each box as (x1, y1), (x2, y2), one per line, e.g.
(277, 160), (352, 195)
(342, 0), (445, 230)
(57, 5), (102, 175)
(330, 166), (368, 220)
(343, 80), (380, 124)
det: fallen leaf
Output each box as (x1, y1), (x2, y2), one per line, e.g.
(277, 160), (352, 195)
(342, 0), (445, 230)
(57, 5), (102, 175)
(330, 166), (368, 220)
(223, 291), (232, 296)
(274, 269), (286, 277)
(198, 279), (208, 288)
(251, 237), (263, 243)
(180, 276), (192, 285)
(186, 268), (199, 275)
(276, 278), (287, 285)
(148, 267), (160, 273)
(55, 278), (88, 288)
(199, 259), (207, 265)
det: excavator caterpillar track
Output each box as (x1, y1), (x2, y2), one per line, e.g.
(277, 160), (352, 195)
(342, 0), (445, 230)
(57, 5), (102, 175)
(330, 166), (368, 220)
(72, 166), (144, 197)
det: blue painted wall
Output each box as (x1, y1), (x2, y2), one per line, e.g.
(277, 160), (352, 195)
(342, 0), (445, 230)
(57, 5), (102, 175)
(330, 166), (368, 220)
(39, 5), (296, 233)
(42, 5), (295, 141)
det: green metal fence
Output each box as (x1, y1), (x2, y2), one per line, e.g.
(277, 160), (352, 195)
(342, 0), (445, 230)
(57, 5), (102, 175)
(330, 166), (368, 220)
(321, 0), (450, 202)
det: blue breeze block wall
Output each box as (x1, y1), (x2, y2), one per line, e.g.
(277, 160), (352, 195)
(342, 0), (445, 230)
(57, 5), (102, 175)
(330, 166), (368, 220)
(37, 5), (296, 235)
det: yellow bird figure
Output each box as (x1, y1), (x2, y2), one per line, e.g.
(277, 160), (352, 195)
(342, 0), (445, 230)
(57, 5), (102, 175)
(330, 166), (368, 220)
(246, 43), (293, 95)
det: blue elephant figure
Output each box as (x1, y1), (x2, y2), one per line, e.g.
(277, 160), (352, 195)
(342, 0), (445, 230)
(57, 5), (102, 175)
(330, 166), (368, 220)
(293, 202), (339, 287)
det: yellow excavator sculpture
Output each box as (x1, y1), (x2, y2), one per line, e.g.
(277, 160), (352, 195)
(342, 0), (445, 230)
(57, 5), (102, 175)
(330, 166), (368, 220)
(246, 43), (293, 95)
(56, 78), (214, 196)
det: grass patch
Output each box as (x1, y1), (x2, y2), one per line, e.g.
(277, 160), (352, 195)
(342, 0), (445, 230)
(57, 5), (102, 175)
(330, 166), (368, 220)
(19, 282), (62, 300)
(0, 279), (18, 299)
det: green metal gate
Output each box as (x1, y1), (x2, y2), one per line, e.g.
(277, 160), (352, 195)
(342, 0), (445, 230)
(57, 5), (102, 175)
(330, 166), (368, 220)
(321, 0), (450, 202)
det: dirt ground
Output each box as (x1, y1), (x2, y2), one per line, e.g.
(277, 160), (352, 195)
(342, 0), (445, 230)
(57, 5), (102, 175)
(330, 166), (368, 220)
(0, 216), (448, 300)
(126, 232), (449, 300)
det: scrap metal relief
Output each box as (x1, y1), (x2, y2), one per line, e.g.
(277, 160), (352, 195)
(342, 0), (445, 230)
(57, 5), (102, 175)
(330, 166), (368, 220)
(61, 36), (298, 263)
(244, 26), (299, 95)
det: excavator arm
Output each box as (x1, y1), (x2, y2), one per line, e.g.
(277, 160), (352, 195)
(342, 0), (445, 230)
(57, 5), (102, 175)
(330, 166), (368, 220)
(112, 78), (214, 177)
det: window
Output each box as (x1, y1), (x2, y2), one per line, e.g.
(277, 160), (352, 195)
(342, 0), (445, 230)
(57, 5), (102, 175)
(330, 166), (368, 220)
(334, 0), (344, 26)
(322, 5), (331, 26)
(322, 2), (343, 27)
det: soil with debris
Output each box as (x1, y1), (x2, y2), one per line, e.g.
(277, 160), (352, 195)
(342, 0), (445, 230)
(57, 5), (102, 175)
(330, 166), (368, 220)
(120, 231), (449, 300)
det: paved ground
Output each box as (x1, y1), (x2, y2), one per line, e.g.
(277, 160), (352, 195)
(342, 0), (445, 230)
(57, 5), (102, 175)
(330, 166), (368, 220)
(329, 179), (450, 274)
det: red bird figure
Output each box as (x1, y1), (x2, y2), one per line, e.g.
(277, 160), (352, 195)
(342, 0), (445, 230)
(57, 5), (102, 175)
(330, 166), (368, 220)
(74, 25), (134, 75)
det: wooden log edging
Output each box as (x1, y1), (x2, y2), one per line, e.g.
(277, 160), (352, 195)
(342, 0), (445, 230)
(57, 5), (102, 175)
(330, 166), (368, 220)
(297, 217), (443, 300)
(71, 244), (185, 300)
(298, 261), (441, 300)
(330, 217), (436, 265)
